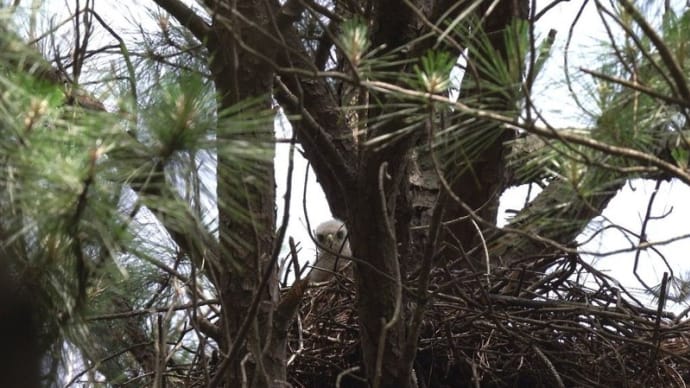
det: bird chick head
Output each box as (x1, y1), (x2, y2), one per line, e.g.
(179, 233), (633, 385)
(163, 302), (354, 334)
(315, 219), (348, 251)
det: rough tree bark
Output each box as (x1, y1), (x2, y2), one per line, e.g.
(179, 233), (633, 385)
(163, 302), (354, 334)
(436, 0), (529, 270)
(209, 7), (280, 388)
(154, 1), (286, 386)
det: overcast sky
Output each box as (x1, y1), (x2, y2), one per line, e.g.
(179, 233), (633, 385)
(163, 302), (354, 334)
(35, 0), (690, 311)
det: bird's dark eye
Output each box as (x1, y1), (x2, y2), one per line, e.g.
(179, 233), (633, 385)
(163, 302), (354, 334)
(336, 230), (344, 239)
(316, 234), (325, 243)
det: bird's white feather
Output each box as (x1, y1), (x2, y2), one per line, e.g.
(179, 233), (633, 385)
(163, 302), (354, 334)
(309, 219), (351, 283)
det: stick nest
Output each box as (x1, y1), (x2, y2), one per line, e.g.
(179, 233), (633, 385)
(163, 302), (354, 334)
(286, 255), (690, 387)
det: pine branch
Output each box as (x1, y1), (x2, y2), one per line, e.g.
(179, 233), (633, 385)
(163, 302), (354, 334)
(153, 0), (211, 45)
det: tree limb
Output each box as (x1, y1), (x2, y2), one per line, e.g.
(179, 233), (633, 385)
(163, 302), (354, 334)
(152, 0), (211, 44)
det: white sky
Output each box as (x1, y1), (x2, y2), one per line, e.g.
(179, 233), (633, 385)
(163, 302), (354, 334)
(30, 0), (690, 311)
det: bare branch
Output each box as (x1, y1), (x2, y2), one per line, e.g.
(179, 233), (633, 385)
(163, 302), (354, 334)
(153, 0), (210, 44)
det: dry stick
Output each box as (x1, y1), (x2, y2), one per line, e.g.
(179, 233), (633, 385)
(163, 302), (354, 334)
(299, 154), (316, 257)
(189, 336), (209, 384)
(564, 0), (597, 117)
(401, 0), (463, 52)
(223, 5), (321, 75)
(598, 227), (690, 254)
(163, 281), (188, 367)
(580, 67), (690, 109)
(594, 3), (635, 79)
(470, 219), (491, 286)
(534, 0), (569, 21)
(153, 0), (210, 43)
(154, 314), (164, 388)
(87, 299), (219, 321)
(595, 2), (681, 115)
(372, 162), (405, 388)
(289, 237), (303, 281)
(275, 75), (355, 194)
(69, 145), (98, 309)
(633, 180), (668, 293)
(72, 0), (82, 80)
(336, 366), (362, 388)
(436, 0), (484, 46)
(87, 8), (137, 102)
(301, 0), (343, 23)
(485, 294), (675, 320)
(618, 0), (690, 102)
(285, 312), (303, 367)
(240, 353), (251, 388)
(524, 0), (539, 126)
(64, 342), (155, 386)
(532, 344), (565, 388)
(651, 272), (669, 366)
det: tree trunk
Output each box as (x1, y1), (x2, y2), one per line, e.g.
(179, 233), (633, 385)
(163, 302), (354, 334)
(437, 0), (529, 271)
(209, 2), (280, 386)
